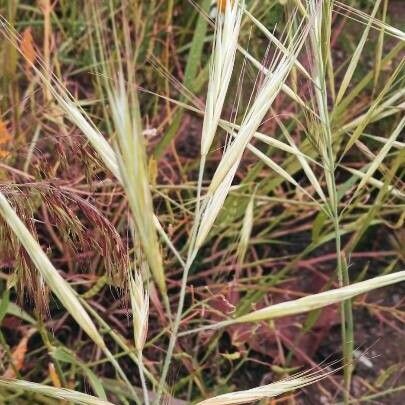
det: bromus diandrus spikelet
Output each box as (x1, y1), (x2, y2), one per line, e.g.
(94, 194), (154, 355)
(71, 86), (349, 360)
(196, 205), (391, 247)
(181, 271), (405, 334)
(335, 0), (382, 106)
(195, 0), (243, 245)
(0, 379), (114, 405)
(196, 367), (335, 405)
(90, 1), (167, 297)
(355, 116), (405, 194)
(107, 74), (167, 296)
(194, 146), (239, 251)
(200, 0), (242, 160)
(273, 114), (328, 205)
(235, 193), (254, 266)
(129, 269), (149, 354)
(194, 9), (313, 251)
(341, 166), (405, 198)
(128, 265), (150, 405)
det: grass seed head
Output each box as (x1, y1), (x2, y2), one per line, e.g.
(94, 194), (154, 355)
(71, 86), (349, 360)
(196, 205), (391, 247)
(108, 75), (167, 295)
(129, 268), (149, 353)
(196, 368), (333, 404)
(201, 0), (242, 157)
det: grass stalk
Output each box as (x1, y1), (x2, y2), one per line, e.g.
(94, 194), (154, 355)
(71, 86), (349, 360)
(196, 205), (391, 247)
(308, 1), (354, 400)
(158, 4), (312, 401)
(155, 253), (196, 404)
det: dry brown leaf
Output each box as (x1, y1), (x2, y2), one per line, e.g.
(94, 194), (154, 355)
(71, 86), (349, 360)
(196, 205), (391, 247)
(20, 27), (36, 66)
(0, 120), (12, 144)
(2, 335), (30, 378)
(0, 118), (12, 159)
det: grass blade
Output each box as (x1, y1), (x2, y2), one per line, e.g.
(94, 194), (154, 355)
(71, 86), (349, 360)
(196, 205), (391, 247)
(335, 0), (382, 105)
(355, 116), (405, 194)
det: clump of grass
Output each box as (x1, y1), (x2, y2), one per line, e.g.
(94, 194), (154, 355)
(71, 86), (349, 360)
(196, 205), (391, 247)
(0, 190), (103, 347)
(0, 189), (140, 401)
(0, 0), (404, 404)
(157, 4), (314, 400)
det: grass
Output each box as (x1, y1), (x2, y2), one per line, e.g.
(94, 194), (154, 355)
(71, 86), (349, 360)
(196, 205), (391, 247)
(0, 0), (404, 404)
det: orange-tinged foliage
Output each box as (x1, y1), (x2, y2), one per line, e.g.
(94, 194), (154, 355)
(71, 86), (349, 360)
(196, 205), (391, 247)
(0, 119), (12, 159)
(20, 27), (36, 65)
(2, 335), (30, 378)
(48, 363), (62, 388)
(218, 0), (234, 13)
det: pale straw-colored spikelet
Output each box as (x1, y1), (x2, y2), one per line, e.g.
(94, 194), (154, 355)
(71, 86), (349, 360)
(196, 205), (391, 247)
(201, 0), (243, 158)
(236, 194), (254, 265)
(195, 153), (239, 250)
(196, 368), (332, 404)
(342, 166), (405, 198)
(335, 0), (383, 105)
(194, 11), (312, 251)
(182, 271), (405, 334)
(129, 269), (149, 353)
(0, 378), (114, 405)
(194, 0), (243, 244)
(274, 115), (328, 205)
(355, 116), (405, 193)
(207, 19), (310, 195)
(108, 76), (166, 294)
(234, 271), (405, 324)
